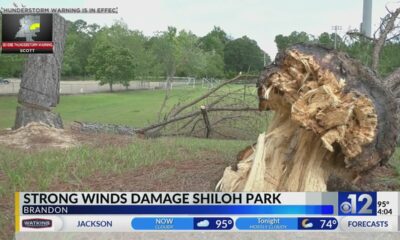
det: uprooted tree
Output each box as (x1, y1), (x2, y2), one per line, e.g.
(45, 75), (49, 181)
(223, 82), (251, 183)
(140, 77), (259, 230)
(216, 5), (400, 192)
(216, 44), (399, 192)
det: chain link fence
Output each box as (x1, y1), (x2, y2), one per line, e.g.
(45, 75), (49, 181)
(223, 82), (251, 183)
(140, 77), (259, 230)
(0, 77), (198, 95)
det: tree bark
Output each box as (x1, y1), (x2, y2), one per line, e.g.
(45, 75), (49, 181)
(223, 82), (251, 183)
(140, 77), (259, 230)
(385, 67), (400, 97)
(14, 14), (66, 129)
(217, 44), (399, 192)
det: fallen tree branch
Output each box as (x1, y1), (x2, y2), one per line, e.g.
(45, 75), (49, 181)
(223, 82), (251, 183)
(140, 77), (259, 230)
(170, 74), (244, 117)
(137, 107), (259, 133)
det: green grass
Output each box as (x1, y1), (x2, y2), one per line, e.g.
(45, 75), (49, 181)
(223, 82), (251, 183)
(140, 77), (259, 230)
(0, 137), (249, 194)
(391, 147), (400, 174)
(0, 88), (209, 129)
(0, 137), (251, 239)
(0, 96), (17, 129)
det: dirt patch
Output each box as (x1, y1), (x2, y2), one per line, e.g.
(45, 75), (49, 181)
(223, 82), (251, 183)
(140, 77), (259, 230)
(48, 152), (399, 193)
(0, 123), (135, 151)
(69, 129), (134, 148)
(0, 122), (78, 150)
(49, 155), (229, 192)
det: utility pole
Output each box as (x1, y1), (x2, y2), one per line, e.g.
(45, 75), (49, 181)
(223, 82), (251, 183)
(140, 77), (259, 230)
(332, 25), (342, 49)
(263, 53), (266, 67)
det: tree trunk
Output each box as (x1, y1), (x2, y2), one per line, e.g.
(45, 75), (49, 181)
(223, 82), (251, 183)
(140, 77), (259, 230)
(109, 83), (113, 92)
(217, 44), (399, 192)
(14, 14), (66, 129)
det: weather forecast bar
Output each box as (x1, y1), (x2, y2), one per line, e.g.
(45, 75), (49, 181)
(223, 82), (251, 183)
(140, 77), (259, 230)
(15, 192), (400, 233)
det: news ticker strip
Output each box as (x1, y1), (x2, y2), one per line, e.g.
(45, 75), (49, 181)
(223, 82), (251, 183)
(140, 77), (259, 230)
(15, 192), (399, 232)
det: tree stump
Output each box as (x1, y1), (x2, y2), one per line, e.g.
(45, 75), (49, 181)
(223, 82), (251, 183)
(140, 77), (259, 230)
(217, 44), (399, 192)
(14, 14), (66, 129)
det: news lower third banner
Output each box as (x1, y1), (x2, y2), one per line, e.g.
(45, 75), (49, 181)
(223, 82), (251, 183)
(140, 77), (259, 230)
(14, 192), (399, 233)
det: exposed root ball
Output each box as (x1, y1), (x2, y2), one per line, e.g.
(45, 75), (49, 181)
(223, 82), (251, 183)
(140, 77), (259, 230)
(264, 49), (377, 163)
(217, 44), (399, 192)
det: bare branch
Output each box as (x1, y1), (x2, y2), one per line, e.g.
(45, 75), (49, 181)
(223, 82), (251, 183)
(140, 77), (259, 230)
(138, 111), (200, 133)
(386, 32), (400, 42)
(347, 31), (375, 42)
(137, 106), (259, 133)
(372, 8), (400, 72)
(170, 74), (244, 117)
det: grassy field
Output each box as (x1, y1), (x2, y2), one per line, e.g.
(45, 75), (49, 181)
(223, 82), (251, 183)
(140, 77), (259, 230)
(0, 87), (209, 129)
(0, 137), (250, 194)
(0, 137), (251, 239)
(0, 87), (254, 239)
(0, 87), (399, 240)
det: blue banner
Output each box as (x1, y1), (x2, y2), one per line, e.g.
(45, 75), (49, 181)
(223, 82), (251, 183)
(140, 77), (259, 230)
(22, 205), (334, 215)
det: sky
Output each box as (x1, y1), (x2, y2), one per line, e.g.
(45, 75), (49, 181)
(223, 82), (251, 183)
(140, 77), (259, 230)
(1, 0), (399, 57)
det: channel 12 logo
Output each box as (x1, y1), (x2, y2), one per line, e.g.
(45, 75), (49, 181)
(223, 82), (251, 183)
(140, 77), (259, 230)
(338, 192), (377, 216)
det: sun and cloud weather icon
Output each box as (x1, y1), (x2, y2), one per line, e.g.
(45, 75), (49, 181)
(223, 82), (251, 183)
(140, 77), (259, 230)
(196, 220), (210, 228)
(15, 15), (41, 41)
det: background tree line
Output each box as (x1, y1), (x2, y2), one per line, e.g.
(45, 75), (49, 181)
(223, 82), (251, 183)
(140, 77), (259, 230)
(275, 30), (400, 78)
(0, 17), (270, 90)
(1, 17), (400, 87)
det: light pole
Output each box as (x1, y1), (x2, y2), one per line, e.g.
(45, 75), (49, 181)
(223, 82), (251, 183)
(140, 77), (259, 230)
(331, 25), (342, 49)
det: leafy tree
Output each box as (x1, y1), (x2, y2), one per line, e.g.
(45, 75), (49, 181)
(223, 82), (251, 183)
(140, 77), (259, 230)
(175, 30), (205, 77)
(199, 26), (229, 57)
(275, 31), (311, 52)
(148, 26), (179, 78)
(275, 30), (400, 78)
(62, 20), (98, 78)
(317, 32), (345, 50)
(224, 36), (267, 74)
(0, 55), (25, 77)
(203, 52), (225, 78)
(104, 21), (154, 78)
(345, 40), (373, 67)
(0, 15), (25, 78)
(148, 27), (214, 78)
(378, 42), (400, 77)
(86, 41), (135, 91)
